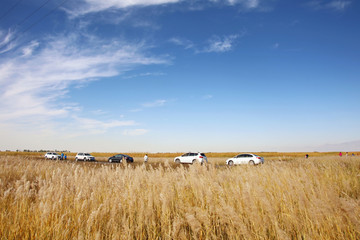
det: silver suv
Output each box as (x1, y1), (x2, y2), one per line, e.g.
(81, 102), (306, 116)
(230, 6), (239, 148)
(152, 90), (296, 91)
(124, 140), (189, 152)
(174, 152), (208, 164)
(75, 152), (95, 161)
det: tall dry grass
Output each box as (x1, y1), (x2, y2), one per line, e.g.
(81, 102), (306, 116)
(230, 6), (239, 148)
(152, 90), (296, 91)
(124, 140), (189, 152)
(0, 156), (359, 239)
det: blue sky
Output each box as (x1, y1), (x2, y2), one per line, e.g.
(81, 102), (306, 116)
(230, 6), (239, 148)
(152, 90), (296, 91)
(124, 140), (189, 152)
(0, 0), (359, 152)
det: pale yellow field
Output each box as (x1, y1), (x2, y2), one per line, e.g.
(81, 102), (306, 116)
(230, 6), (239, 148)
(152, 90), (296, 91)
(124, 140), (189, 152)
(0, 155), (359, 239)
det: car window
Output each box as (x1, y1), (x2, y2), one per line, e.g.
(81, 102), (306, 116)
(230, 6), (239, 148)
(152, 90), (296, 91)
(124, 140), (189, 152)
(245, 154), (252, 157)
(85, 153), (91, 156)
(200, 153), (206, 157)
(182, 153), (189, 156)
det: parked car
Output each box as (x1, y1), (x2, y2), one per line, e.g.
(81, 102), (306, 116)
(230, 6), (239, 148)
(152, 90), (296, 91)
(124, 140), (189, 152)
(226, 153), (264, 166)
(174, 152), (208, 164)
(108, 154), (134, 163)
(44, 152), (61, 160)
(75, 152), (95, 161)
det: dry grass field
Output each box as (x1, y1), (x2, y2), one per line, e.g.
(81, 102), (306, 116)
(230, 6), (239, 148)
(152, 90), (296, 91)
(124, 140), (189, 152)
(0, 154), (359, 239)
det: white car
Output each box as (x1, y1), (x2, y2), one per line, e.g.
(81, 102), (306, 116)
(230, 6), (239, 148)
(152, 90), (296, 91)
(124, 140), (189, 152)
(44, 152), (61, 160)
(226, 153), (264, 166)
(174, 152), (208, 164)
(75, 152), (95, 161)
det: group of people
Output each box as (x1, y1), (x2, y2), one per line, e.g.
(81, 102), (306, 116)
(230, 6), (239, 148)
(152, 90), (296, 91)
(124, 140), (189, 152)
(339, 152), (355, 157)
(61, 152), (67, 160)
(305, 152), (357, 158)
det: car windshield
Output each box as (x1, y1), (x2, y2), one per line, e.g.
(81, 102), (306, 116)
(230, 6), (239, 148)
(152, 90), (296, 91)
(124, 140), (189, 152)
(84, 153), (91, 156)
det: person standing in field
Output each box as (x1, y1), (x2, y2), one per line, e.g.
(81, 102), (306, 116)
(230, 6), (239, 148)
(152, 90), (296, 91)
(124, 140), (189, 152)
(339, 152), (342, 157)
(144, 154), (148, 163)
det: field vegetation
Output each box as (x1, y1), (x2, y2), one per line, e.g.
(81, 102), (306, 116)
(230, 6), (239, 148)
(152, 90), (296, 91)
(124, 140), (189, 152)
(1, 150), (357, 161)
(0, 154), (359, 239)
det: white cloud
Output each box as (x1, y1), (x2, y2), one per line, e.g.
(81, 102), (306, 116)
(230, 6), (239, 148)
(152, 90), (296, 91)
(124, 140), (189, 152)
(122, 71), (166, 79)
(66, 0), (265, 16)
(169, 37), (194, 49)
(130, 99), (169, 113)
(327, 0), (351, 11)
(91, 109), (107, 115)
(0, 33), (168, 133)
(203, 94), (213, 99)
(142, 99), (167, 107)
(202, 35), (239, 53)
(67, 0), (182, 15)
(123, 128), (149, 136)
(0, 29), (16, 54)
(308, 0), (352, 11)
(21, 41), (39, 57)
(227, 0), (259, 8)
(74, 117), (136, 134)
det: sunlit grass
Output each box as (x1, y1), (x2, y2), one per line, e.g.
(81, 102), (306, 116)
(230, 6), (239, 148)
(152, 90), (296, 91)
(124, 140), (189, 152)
(1, 155), (359, 239)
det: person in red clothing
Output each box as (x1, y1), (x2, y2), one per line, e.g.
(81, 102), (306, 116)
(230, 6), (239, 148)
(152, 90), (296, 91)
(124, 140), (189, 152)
(339, 152), (342, 157)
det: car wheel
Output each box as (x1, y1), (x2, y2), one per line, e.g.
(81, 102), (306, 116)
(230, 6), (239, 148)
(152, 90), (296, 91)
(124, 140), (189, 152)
(192, 159), (197, 164)
(228, 160), (234, 166)
(75, 157), (78, 162)
(109, 159), (112, 163)
(175, 159), (180, 164)
(249, 160), (255, 165)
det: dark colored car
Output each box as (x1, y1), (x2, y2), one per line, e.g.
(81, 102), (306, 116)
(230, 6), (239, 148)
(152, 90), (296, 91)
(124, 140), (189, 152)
(108, 154), (134, 163)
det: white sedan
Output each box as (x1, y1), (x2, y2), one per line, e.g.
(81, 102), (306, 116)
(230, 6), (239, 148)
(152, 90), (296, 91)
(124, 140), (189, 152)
(226, 153), (264, 166)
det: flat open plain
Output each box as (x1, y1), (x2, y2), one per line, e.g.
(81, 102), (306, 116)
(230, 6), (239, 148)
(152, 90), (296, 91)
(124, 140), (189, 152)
(1, 154), (359, 239)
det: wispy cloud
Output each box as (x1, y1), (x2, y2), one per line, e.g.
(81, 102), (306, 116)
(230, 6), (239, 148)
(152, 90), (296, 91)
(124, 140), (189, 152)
(226, 0), (260, 9)
(66, 0), (266, 16)
(74, 117), (136, 134)
(169, 37), (194, 50)
(67, 0), (182, 16)
(307, 0), (352, 11)
(327, 0), (351, 10)
(0, 29), (16, 54)
(171, 33), (243, 53)
(142, 99), (167, 108)
(201, 34), (239, 53)
(0, 33), (168, 134)
(21, 41), (40, 57)
(122, 72), (166, 79)
(131, 99), (169, 112)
